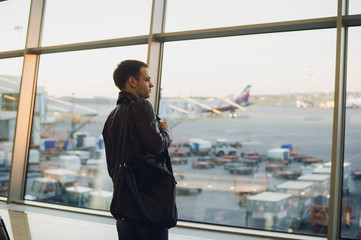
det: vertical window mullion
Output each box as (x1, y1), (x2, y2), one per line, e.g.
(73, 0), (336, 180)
(147, 0), (166, 112)
(328, 0), (348, 239)
(7, 0), (45, 203)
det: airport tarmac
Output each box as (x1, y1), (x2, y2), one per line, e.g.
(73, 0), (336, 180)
(25, 102), (361, 238)
(166, 103), (361, 237)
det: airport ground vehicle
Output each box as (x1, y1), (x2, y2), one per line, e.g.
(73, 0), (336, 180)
(168, 143), (180, 154)
(189, 139), (212, 155)
(25, 176), (110, 208)
(225, 159), (258, 170)
(25, 177), (64, 202)
(294, 154), (312, 162)
(224, 161), (244, 170)
(303, 158), (324, 165)
(176, 185), (202, 195)
(171, 151), (189, 164)
(213, 155), (239, 166)
(265, 163), (286, 172)
(267, 148), (290, 163)
(240, 158), (259, 166)
(229, 166), (253, 175)
(192, 156), (215, 169)
(272, 217), (301, 232)
(352, 170), (361, 179)
(0, 172), (9, 195)
(172, 157), (188, 164)
(241, 151), (263, 162)
(213, 158), (234, 166)
(214, 139), (242, 156)
(192, 161), (215, 169)
(274, 170), (301, 179)
(306, 197), (356, 229)
(234, 184), (269, 207)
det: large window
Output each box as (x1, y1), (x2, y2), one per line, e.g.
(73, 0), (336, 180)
(0, 57), (23, 197)
(165, 0), (336, 32)
(159, 29), (336, 235)
(24, 46), (147, 210)
(1, 0), (361, 239)
(341, 26), (361, 240)
(0, 0), (31, 52)
(41, 0), (152, 46)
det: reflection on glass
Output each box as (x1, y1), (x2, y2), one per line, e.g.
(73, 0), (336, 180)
(24, 46), (147, 209)
(349, 0), (361, 15)
(41, 0), (151, 46)
(0, 57), (23, 197)
(0, 0), (30, 52)
(342, 27), (361, 240)
(165, 0), (336, 32)
(159, 30), (335, 236)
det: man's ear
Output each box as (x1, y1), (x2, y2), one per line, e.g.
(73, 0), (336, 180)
(128, 77), (136, 88)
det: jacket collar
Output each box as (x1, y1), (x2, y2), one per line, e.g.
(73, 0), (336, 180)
(116, 91), (139, 105)
(117, 91), (162, 121)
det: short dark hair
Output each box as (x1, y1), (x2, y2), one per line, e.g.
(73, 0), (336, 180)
(113, 60), (148, 90)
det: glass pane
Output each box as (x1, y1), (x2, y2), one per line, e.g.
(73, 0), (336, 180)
(24, 46), (147, 210)
(165, 0), (336, 32)
(41, 0), (152, 46)
(0, 0), (31, 51)
(349, 0), (361, 15)
(159, 29), (335, 236)
(341, 27), (361, 240)
(0, 57), (23, 197)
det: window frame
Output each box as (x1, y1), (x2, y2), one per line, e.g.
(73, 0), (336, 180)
(0, 0), (359, 239)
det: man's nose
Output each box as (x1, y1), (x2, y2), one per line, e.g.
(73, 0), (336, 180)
(149, 81), (154, 88)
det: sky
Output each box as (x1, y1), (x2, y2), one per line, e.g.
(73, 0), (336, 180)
(0, 0), (361, 99)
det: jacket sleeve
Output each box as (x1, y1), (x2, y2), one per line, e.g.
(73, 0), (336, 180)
(131, 99), (172, 155)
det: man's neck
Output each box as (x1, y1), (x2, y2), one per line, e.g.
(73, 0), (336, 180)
(121, 88), (138, 97)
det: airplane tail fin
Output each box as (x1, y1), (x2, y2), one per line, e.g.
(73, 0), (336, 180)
(235, 85), (251, 105)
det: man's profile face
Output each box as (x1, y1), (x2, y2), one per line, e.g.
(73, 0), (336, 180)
(134, 67), (153, 99)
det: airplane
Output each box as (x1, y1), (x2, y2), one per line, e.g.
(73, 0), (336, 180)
(202, 85), (252, 118)
(346, 96), (361, 109)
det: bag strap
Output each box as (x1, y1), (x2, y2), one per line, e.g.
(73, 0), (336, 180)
(164, 149), (174, 175)
(119, 101), (132, 167)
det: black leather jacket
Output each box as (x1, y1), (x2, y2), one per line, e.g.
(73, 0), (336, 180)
(102, 91), (173, 185)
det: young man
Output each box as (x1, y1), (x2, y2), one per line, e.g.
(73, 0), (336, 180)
(102, 60), (173, 240)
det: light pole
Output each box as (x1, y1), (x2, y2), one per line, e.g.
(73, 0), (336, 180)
(14, 25), (23, 49)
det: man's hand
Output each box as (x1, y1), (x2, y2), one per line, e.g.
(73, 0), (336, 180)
(159, 121), (170, 131)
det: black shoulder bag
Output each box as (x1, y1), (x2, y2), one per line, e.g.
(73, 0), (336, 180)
(110, 102), (178, 229)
